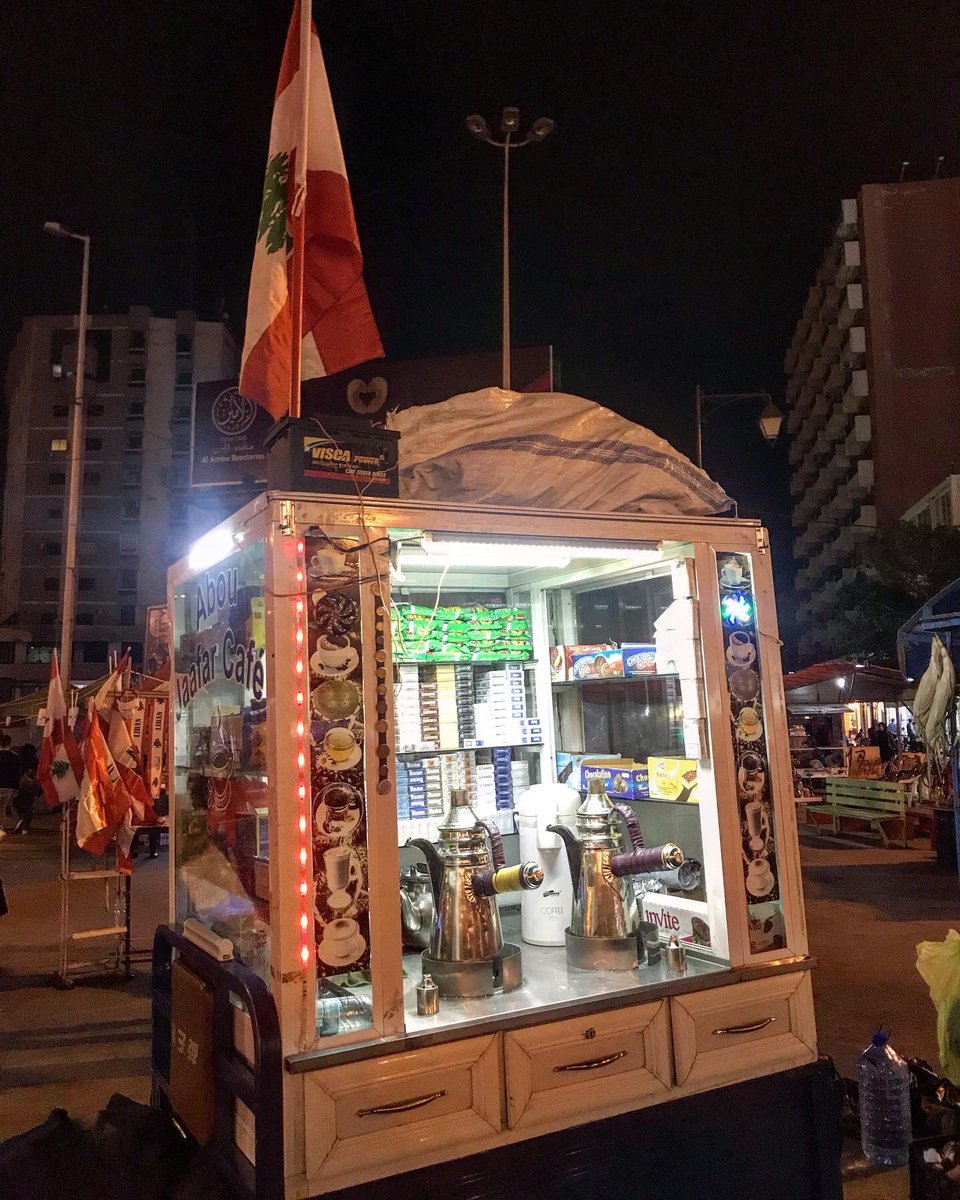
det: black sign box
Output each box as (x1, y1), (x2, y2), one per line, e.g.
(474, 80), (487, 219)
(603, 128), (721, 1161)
(264, 416), (400, 498)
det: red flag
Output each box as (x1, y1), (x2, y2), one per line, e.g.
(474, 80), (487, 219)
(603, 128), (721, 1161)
(94, 655), (158, 825)
(239, 0), (383, 419)
(76, 698), (134, 859)
(37, 651), (83, 809)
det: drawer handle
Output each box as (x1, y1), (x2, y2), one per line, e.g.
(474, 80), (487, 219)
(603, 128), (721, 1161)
(712, 1016), (777, 1037)
(553, 1050), (627, 1073)
(356, 1090), (447, 1118)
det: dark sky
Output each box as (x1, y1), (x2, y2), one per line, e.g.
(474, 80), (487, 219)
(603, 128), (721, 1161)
(2, 0), (959, 663)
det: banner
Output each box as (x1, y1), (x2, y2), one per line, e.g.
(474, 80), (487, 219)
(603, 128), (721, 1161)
(192, 345), (553, 488)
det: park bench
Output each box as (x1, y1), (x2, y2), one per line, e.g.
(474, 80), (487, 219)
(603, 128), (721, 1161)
(805, 777), (907, 848)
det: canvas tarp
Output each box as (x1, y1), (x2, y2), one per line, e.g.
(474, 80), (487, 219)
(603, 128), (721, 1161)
(388, 388), (732, 517)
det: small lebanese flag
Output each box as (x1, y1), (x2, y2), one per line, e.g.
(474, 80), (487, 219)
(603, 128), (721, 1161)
(38, 651), (83, 809)
(93, 655), (157, 825)
(239, 0), (383, 419)
(76, 697), (134, 860)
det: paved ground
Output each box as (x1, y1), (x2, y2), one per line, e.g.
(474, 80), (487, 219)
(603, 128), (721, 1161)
(1, 814), (957, 1200)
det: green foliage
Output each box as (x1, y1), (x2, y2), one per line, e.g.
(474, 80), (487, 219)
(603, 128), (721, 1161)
(50, 758), (70, 779)
(257, 151), (293, 255)
(803, 524), (960, 666)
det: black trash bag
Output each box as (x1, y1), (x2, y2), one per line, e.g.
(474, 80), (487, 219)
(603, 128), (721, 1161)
(0, 1109), (107, 1200)
(819, 1055), (860, 1139)
(910, 1058), (960, 1138)
(94, 1094), (195, 1200)
(173, 1141), (233, 1200)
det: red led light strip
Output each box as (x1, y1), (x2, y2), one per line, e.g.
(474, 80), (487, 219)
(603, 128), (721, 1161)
(295, 539), (310, 968)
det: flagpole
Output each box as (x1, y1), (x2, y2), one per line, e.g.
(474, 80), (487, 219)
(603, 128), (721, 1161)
(289, 0), (312, 421)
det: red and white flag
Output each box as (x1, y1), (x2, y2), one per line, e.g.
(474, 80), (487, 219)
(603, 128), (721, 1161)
(76, 697), (135, 861)
(239, 0), (383, 418)
(93, 655), (157, 825)
(37, 651), (83, 809)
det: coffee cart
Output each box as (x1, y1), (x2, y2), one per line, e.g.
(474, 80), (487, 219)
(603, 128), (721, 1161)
(163, 488), (836, 1200)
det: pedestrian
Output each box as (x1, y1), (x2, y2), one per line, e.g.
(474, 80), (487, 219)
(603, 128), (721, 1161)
(17, 740), (38, 774)
(13, 767), (42, 834)
(0, 732), (22, 837)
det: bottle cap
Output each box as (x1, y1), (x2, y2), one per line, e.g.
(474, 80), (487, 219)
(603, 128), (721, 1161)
(871, 1028), (889, 1047)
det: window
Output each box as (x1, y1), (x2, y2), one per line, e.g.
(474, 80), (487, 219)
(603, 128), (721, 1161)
(84, 471), (101, 486)
(172, 429), (191, 452)
(172, 403), (192, 423)
(85, 437), (102, 452)
(175, 369), (193, 387)
(75, 612), (94, 626)
(127, 401), (144, 417)
(47, 506), (62, 519)
(52, 363), (63, 380)
(51, 329), (112, 382)
(120, 606), (136, 626)
(175, 334), (192, 355)
(37, 613), (56, 628)
(52, 404), (68, 418)
(43, 577), (57, 591)
(0, 643), (15, 666)
(79, 542), (97, 557)
(119, 537), (138, 557)
(78, 577), (95, 592)
(26, 643), (54, 662)
(82, 641), (109, 664)
(50, 438), (67, 452)
(127, 435), (143, 451)
(87, 403), (104, 418)
(128, 365), (147, 385)
(170, 498), (188, 524)
(129, 331), (146, 353)
(123, 500), (140, 520)
(44, 542), (61, 556)
(122, 466), (140, 487)
(48, 471), (65, 485)
(120, 570), (137, 590)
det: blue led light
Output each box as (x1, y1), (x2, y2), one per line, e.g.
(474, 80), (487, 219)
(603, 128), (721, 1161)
(721, 591), (754, 627)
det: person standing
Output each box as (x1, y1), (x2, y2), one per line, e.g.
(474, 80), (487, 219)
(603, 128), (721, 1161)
(17, 740), (38, 775)
(0, 733), (22, 837)
(13, 768), (42, 834)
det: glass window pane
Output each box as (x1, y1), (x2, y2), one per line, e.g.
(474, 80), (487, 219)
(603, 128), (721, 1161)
(172, 541), (269, 980)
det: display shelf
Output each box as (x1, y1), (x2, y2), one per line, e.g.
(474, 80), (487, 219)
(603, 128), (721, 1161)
(397, 741), (543, 757)
(552, 672), (680, 687)
(393, 658), (538, 667)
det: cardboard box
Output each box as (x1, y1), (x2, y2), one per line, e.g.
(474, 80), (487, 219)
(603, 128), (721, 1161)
(641, 894), (712, 949)
(622, 643), (657, 677)
(581, 758), (649, 800)
(571, 648), (624, 680)
(647, 756), (699, 803)
(550, 644), (614, 681)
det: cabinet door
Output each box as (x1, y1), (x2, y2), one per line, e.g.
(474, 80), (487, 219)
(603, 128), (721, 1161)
(303, 1035), (502, 1193)
(504, 1000), (673, 1134)
(671, 970), (816, 1092)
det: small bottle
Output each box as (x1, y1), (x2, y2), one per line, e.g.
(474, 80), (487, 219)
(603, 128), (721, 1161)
(858, 1028), (911, 1167)
(416, 974), (440, 1015)
(665, 934), (686, 973)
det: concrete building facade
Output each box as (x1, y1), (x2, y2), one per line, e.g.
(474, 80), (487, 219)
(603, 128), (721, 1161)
(784, 177), (960, 660)
(1, 307), (236, 688)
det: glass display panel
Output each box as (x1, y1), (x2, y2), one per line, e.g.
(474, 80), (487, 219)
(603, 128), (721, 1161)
(172, 542), (269, 978)
(390, 532), (727, 1035)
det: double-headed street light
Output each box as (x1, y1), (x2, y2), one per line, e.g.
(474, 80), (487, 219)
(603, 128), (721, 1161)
(695, 386), (784, 470)
(466, 107), (554, 391)
(43, 221), (91, 683)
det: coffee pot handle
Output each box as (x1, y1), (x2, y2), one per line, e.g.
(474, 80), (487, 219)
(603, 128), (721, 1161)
(478, 819), (506, 869)
(611, 802), (645, 851)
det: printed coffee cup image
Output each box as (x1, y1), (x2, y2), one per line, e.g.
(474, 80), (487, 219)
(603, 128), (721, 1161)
(726, 631), (756, 667)
(720, 559), (744, 586)
(324, 727), (357, 763)
(736, 706), (762, 741)
(311, 633), (359, 677)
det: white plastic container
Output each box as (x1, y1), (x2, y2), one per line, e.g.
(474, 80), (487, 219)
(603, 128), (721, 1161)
(515, 784), (580, 946)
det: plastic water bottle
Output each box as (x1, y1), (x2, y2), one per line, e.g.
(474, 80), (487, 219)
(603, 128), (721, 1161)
(858, 1029), (911, 1167)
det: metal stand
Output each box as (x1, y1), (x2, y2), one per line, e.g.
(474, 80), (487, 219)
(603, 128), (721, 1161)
(54, 799), (133, 989)
(564, 927), (639, 971)
(421, 943), (524, 998)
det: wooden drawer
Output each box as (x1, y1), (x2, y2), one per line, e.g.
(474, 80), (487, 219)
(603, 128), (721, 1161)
(504, 999), (672, 1133)
(303, 1034), (501, 1191)
(671, 971), (816, 1092)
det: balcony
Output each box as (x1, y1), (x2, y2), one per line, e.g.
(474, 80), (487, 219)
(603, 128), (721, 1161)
(825, 361), (848, 394)
(856, 504), (878, 529)
(841, 325), (867, 369)
(842, 369), (869, 414)
(836, 240), (861, 285)
(818, 285), (843, 324)
(838, 283), (864, 330)
(838, 197), (859, 238)
(844, 414), (871, 457)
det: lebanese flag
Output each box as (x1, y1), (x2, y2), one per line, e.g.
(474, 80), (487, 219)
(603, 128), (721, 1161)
(93, 656), (158, 825)
(239, 0), (383, 419)
(37, 651), (83, 809)
(76, 698), (135, 861)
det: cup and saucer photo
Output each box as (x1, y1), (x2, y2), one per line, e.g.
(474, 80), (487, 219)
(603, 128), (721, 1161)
(725, 631), (757, 668)
(745, 855), (775, 898)
(315, 781), (363, 839)
(317, 916), (367, 968)
(310, 633), (359, 680)
(735, 705), (763, 743)
(719, 557), (752, 590)
(315, 725), (363, 772)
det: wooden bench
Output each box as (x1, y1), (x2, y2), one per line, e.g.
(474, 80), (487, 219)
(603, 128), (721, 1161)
(805, 778), (908, 847)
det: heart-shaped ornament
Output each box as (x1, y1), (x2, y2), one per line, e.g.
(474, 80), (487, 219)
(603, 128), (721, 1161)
(346, 376), (388, 414)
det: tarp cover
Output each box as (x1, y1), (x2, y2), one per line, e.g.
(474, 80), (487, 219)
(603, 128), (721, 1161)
(388, 388), (732, 516)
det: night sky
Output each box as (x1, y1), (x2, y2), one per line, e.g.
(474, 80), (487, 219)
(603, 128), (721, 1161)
(2, 1), (959, 664)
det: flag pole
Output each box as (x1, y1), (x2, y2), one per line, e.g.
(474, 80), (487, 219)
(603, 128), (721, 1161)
(289, 0), (312, 420)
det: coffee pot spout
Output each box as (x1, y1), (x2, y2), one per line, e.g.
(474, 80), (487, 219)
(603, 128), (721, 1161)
(406, 838), (443, 901)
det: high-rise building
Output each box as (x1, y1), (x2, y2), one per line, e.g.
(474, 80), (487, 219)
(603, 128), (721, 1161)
(783, 177), (960, 660)
(1, 306), (236, 688)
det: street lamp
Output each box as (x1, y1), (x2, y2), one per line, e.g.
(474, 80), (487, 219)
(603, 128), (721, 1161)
(466, 107), (555, 391)
(43, 221), (91, 684)
(694, 386), (783, 470)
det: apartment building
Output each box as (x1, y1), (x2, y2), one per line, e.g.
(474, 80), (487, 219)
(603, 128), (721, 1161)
(784, 177), (960, 660)
(1, 307), (236, 687)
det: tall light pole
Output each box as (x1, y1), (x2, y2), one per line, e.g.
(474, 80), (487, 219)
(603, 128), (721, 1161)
(466, 107), (554, 391)
(43, 221), (90, 683)
(695, 386), (784, 469)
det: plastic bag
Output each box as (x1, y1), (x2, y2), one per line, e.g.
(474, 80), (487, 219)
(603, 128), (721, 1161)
(917, 931), (960, 1085)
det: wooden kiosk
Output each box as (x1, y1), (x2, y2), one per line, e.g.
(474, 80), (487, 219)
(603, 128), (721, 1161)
(160, 485), (838, 1200)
